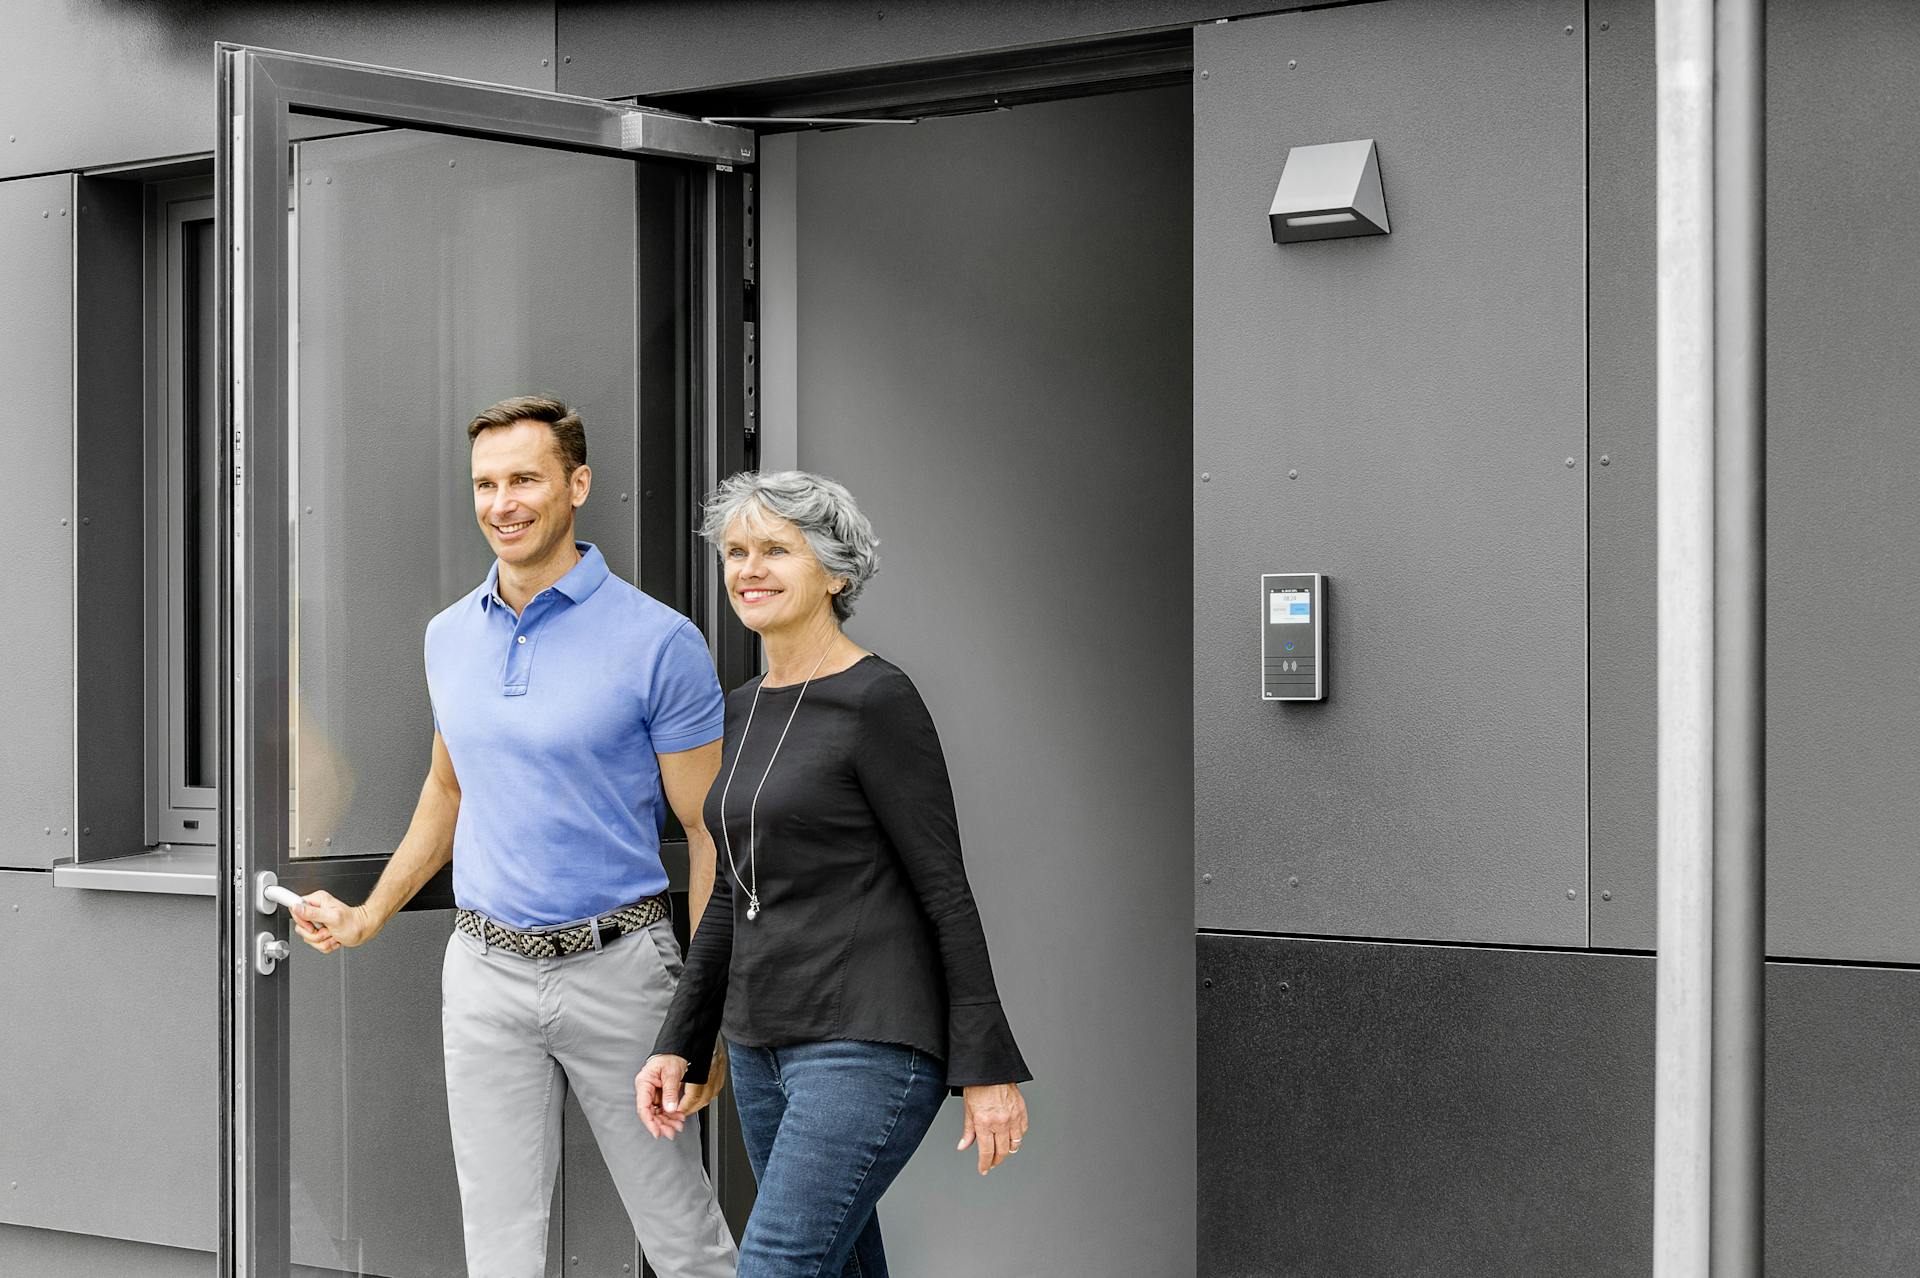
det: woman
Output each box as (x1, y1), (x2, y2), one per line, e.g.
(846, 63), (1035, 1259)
(636, 470), (1031, 1277)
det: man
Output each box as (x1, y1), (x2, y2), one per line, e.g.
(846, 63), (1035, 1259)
(292, 395), (736, 1278)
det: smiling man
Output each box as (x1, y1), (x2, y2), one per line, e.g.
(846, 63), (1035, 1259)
(289, 395), (737, 1278)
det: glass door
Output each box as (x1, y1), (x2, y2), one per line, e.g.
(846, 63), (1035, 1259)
(217, 46), (756, 1275)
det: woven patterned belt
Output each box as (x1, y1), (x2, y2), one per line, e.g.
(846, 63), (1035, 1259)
(455, 895), (669, 960)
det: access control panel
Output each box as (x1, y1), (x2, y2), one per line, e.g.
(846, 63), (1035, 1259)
(1261, 573), (1326, 702)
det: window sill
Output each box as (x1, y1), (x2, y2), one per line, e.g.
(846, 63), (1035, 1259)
(53, 846), (216, 896)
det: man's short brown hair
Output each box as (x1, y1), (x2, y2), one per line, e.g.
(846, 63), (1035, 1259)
(467, 395), (586, 474)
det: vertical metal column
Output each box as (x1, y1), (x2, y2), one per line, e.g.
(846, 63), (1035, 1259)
(1654, 2), (1765, 1274)
(1711, 0), (1765, 1272)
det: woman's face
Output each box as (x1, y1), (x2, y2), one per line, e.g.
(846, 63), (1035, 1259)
(721, 508), (840, 635)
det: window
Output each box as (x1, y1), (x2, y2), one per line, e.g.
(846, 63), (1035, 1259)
(145, 176), (219, 845)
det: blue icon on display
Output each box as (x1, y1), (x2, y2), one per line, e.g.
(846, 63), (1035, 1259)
(1289, 601), (1309, 617)
(1284, 642), (1296, 652)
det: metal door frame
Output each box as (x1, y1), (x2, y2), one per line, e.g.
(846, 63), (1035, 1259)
(216, 45), (754, 1275)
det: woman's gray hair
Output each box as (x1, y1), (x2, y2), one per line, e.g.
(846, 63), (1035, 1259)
(699, 470), (880, 621)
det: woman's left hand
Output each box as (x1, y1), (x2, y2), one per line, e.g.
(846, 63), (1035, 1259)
(958, 1082), (1028, 1175)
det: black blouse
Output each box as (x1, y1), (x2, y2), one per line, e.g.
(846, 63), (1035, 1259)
(653, 654), (1030, 1090)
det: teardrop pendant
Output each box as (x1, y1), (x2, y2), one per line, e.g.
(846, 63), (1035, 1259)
(746, 896), (761, 922)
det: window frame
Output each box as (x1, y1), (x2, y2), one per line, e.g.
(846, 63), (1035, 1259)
(144, 175), (220, 845)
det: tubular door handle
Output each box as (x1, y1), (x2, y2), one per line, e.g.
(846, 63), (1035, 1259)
(254, 871), (305, 916)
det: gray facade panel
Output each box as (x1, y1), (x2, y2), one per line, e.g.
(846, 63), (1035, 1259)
(1198, 935), (1655, 1278)
(289, 130), (640, 865)
(1585, 0), (1658, 950)
(0, 2), (555, 180)
(1764, 0), (1920, 963)
(0, 176), (77, 869)
(0, 1225), (211, 1278)
(1192, 1), (1589, 944)
(560, 0), (1287, 98)
(0, 872), (217, 1250)
(790, 86), (1194, 1278)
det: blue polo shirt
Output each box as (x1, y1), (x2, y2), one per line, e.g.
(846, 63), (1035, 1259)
(424, 543), (724, 929)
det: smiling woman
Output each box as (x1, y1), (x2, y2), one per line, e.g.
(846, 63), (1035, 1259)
(638, 470), (1032, 1278)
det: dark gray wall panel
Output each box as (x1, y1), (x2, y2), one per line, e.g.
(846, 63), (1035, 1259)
(0, 872), (216, 1249)
(1764, 0), (1920, 963)
(0, 176), (76, 868)
(792, 87), (1194, 1278)
(1198, 935), (1656, 1278)
(561, 0), (1295, 98)
(1586, 0), (1658, 950)
(1193, 1), (1588, 944)
(1201, 938), (1920, 1277)
(0, 2), (554, 180)
(1767, 963), (1920, 1274)
(73, 176), (150, 864)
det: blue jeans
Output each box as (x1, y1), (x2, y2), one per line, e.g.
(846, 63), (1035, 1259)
(727, 1039), (948, 1278)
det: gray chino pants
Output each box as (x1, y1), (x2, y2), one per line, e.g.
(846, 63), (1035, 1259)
(442, 916), (737, 1278)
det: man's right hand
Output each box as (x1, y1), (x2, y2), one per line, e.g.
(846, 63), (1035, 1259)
(291, 891), (377, 954)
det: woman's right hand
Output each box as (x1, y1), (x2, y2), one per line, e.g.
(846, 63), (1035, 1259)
(635, 1053), (693, 1139)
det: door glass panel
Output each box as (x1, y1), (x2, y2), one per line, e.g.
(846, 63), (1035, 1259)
(291, 127), (644, 863)
(283, 124), (657, 1277)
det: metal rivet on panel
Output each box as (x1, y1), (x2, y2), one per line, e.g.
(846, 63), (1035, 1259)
(82, 827), (90, 835)
(1566, 458), (1577, 467)
(1566, 888), (1578, 899)
(1200, 472), (1210, 482)
(563, 55), (572, 63)
(1279, 982), (1290, 992)
(619, 493), (630, 502)
(1601, 21), (1611, 30)
(1199, 70), (1209, 79)
(1600, 455), (1611, 466)
(59, 209), (66, 217)
(1289, 876), (1299, 887)
(59, 518), (67, 526)
(60, 828), (68, 836)
(449, 160), (457, 167)
(1602, 890), (1613, 901)
(1288, 60), (1297, 70)
(541, 58), (550, 67)
(1203, 978), (1213, 988)
(325, 176), (332, 184)
(1566, 24), (1575, 34)
(1202, 873), (1213, 883)
(40, 210), (47, 218)
(82, 517), (89, 525)
(1288, 470), (1298, 480)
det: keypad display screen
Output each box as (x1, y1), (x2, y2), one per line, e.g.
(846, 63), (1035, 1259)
(1269, 588), (1312, 624)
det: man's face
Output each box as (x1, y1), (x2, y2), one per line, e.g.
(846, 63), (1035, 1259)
(470, 419), (590, 569)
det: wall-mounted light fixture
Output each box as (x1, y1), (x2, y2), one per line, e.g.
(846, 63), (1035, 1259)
(1268, 139), (1390, 244)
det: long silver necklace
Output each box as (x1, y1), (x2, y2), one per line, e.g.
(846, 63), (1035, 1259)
(717, 641), (835, 921)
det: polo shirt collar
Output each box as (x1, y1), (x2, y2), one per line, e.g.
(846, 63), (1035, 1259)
(480, 542), (609, 612)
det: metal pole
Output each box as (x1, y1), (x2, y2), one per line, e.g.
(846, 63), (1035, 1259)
(1711, 0), (1765, 1272)
(1653, 0), (1716, 1274)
